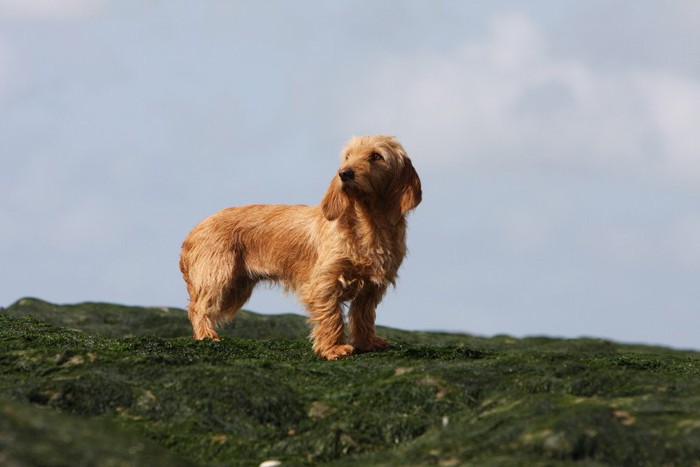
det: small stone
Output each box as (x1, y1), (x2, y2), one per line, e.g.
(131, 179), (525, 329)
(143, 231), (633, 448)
(308, 401), (330, 420)
(612, 409), (636, 426)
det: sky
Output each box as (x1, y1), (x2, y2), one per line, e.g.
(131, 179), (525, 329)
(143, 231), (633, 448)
(1, 0), (699, 350)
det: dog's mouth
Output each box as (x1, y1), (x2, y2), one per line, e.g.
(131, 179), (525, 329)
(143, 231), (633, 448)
(341, 179), (362, 195)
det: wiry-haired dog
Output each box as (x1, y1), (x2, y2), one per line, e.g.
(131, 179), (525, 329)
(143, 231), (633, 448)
(180, 135), (421, 360)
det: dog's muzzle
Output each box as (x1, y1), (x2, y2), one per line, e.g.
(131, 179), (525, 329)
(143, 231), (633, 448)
(338, 168), (355, 182)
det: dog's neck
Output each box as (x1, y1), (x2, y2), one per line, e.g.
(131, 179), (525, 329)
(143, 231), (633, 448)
(338, 199), (407, 252)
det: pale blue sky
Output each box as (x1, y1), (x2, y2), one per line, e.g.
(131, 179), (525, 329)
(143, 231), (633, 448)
(1, 1), (699, 349)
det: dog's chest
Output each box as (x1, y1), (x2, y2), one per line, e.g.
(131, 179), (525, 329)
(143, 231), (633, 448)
(331, 212), (407, 298)
(338, 242), (401, 298)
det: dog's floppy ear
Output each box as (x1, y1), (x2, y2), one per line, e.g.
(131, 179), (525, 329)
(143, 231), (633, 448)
(400, 159), (422, 215)
(321, 176), (350, 221)
(389, 158), (422, 224)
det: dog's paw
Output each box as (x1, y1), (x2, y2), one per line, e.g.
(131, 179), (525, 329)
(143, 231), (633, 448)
(320, 344), (355, 360)
(193, 330), (221, 341)
(355, 336), (390, 353)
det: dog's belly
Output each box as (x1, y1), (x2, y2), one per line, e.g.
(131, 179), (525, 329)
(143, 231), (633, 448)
(337, 274), (365, 301)
(337, 267), (393, 301)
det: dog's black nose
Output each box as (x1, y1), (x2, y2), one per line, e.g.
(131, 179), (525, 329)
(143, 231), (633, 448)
(339, 168), (355, 182)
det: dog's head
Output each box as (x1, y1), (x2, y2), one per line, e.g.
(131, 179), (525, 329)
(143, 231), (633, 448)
(322, 135), (422, 223)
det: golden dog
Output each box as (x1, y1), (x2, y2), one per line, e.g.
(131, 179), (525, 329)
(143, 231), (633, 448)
(180, 135), (421, 360)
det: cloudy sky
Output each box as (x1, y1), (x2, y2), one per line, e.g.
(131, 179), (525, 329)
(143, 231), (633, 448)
(1, 1), (699, 349)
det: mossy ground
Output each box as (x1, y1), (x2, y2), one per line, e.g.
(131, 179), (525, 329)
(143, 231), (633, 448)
(1, 298), (699, 466)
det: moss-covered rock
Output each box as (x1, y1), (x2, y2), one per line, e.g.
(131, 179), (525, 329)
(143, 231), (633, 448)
(1, 298), (699, 465)
(4, 297), (309, 339)
(0, 397), (193, 466)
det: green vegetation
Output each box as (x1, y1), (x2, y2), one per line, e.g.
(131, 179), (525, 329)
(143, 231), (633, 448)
(2, 297), (699, 466)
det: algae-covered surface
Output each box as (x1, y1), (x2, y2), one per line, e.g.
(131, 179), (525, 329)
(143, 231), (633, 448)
(1, 298), (699, 466)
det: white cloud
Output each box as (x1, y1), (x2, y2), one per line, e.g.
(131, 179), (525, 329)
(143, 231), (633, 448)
(670, 215), (700, 271)
(499, 209), (552, 253)
(0, 0), (105, 20)
(339, 12), (700, 190)
(641, 71), (700, 184)
(0, 41), (10, 103)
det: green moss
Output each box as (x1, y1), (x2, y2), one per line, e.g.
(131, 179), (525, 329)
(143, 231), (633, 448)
(1, 299), (699, 466)
(0, 397), (194, 466)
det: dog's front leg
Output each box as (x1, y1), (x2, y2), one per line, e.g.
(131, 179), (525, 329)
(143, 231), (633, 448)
(349, 285), (389, 352)
(301, 282), (354, 360)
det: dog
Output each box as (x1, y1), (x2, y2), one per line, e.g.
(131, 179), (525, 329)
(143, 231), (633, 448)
(179, 135), (421, 360)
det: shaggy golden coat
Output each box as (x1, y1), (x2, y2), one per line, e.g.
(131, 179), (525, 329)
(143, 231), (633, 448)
(180, 135), (421, 359)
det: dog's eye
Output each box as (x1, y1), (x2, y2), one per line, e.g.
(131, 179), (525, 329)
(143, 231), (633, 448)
(369, 152), (383, 162)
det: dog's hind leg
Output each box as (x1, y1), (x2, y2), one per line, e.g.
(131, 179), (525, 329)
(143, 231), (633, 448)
(182, 238), (255, 340)
(188, 297), (221, 340)
(187, 277), (255, 340)
(220, 277), (256, 324)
